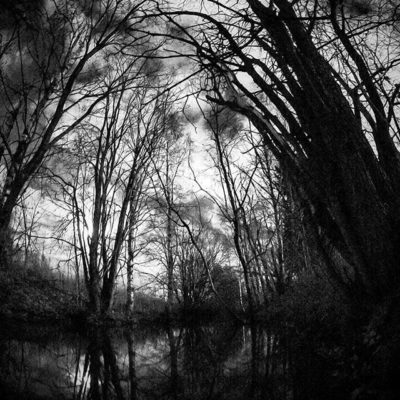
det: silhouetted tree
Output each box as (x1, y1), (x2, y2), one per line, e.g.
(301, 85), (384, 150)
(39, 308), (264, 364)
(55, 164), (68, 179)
(158, 0), (400, 310)
(0, 0), (156, 260)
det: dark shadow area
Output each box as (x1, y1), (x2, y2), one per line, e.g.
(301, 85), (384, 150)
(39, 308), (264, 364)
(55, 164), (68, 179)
(0, 319), (371, 400)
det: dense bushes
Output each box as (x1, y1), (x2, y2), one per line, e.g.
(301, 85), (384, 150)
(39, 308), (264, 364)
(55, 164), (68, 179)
(267, 273), (349, 333)
(0, 253), (83, 321)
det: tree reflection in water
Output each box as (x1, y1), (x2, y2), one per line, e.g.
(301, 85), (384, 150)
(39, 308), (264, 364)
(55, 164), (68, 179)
(0, 323), (346, 400)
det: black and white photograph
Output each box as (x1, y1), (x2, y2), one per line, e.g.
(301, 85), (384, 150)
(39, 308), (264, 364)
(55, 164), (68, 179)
(1, 1), (399, 399)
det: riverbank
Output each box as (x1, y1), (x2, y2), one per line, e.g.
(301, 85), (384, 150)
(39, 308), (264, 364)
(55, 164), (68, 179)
(0, 262), (241, 329)
(0, 304), (397, 400)
(2, 262), (400, 399)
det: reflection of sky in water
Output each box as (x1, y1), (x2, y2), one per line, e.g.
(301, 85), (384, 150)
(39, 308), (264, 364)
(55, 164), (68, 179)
(61, 333), (175, 396)
(0, 326), (292, 400)
(0, 340), (82, 397)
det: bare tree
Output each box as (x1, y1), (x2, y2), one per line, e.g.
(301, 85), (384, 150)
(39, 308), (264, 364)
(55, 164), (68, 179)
(200, 103), (303, 312)
(172, 199), (230, 313)
(145, 112), (188, 314)
(0, 0), (157, 259)
(156, 0), (400, 309)
(45, 77), (171, 316)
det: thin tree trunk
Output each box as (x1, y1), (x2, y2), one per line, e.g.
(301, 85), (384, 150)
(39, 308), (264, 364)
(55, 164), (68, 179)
(166, 201), (175, 315)
(165, 143), (175, 316)
(126, 204), (136, 318)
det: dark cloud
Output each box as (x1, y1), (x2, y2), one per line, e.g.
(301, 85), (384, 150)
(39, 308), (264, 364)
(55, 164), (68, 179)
(0, 0), (45, 29)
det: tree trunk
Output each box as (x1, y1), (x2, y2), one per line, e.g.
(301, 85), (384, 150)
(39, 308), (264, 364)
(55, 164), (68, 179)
(126, 208), (136, 318)
(193, 0), (400, 306)
(166, 201), (175, 315)
(0, 175), (26, 262)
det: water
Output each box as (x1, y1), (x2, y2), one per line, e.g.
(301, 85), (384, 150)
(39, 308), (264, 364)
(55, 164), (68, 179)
(0, 322), (349, 400)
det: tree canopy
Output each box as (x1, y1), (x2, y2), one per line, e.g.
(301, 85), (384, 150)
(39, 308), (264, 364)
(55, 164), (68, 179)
(155, 0), (400, 305)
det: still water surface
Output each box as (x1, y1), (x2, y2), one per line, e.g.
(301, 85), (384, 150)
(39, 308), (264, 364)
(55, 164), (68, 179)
(0, 322), (346, 400)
